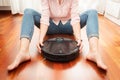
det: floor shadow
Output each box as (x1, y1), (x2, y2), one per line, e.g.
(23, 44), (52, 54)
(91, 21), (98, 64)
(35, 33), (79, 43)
(41, 54), (82, 70)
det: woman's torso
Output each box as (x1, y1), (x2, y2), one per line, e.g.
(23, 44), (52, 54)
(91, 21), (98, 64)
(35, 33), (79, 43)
(48, 0), (72, 25)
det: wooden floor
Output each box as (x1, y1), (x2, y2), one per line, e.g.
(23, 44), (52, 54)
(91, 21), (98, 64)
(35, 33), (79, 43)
(0, 11), (120, 80)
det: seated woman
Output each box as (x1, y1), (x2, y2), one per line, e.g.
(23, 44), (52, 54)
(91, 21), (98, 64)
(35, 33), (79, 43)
(8, 0), (107, 70)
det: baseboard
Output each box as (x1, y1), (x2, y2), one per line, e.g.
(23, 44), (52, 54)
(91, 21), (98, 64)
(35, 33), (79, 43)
(0, 6), (11, 10)
(105, 13), (120, 26)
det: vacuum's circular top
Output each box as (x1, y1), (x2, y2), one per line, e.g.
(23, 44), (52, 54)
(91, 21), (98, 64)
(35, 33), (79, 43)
(40, 37), (80, 62)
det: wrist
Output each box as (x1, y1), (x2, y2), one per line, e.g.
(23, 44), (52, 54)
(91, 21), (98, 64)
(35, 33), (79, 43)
(74, 34), (81, 41)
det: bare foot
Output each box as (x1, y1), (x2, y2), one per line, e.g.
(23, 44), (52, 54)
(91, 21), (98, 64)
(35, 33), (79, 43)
(7, 51), (31, 71)
(86, 51), (107, 70)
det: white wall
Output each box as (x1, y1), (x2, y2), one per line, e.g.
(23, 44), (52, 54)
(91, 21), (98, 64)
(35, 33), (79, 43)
(97, 0), (107, 14)
(0, 0), (10, 6)
(10, 0), (41, 14)
(79, 0), (106, 14)
(7, 0), (107, 14)
(0, 0), (11, 10)
(113, 0), (120, 3)
(105, 0), (120, 26)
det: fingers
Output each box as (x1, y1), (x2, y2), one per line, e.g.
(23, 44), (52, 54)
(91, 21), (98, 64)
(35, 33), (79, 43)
(40, 42), (44, 46)
(37, 43), (41, 53)
(77, 39), (82, 46)
(77, 40), (81, 46)
(79, 42), (83, 53)
(76, 40), (83, 53)
(37, 42), (44, 53)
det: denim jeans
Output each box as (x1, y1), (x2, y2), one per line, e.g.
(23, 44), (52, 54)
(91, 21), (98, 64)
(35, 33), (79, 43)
(20, 9), (99, 40)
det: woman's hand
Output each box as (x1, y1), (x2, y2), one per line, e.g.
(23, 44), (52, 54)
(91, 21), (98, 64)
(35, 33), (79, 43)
(75, 38), (83, 53)
(37, 40), (44, 53)
(71, 22), (82, 53)
(37, 23), (49, 53)
(76, 39), (83, 53)
(74, 33), (83, 53)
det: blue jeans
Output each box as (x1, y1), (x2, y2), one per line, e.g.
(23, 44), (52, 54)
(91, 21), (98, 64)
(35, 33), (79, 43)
(20, 9), (99, 40)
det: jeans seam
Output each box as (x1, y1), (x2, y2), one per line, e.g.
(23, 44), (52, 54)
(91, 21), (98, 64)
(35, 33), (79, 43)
(20, 35), (31, 41)
(88, 34), (99, 39)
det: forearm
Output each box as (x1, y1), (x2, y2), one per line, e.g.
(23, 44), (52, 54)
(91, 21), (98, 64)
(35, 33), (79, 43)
(72, 22), (81, 41)
(39, 23), (48, 42)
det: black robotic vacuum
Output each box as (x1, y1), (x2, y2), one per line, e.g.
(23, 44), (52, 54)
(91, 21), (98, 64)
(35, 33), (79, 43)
(40, 37), (80, 62)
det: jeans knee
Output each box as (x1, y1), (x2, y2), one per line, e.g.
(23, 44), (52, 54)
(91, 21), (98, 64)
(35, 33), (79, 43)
(24, 8), (34, 14)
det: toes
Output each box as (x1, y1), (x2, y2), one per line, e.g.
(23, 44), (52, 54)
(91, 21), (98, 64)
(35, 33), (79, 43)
(97, 62), (107, 70)
(86, 55), (96, 62)
(7, 61), (19, 70)
(7, 54), (31, 71)
(86, 54), (107, 70)
(96, 57), (107, 70)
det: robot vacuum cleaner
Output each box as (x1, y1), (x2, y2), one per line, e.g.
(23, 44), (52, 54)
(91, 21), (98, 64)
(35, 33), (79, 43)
(40, 37), (80, 62)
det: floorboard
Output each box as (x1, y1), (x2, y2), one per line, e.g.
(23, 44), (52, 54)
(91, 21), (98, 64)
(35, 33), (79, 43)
(0, 12), (120, 80)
